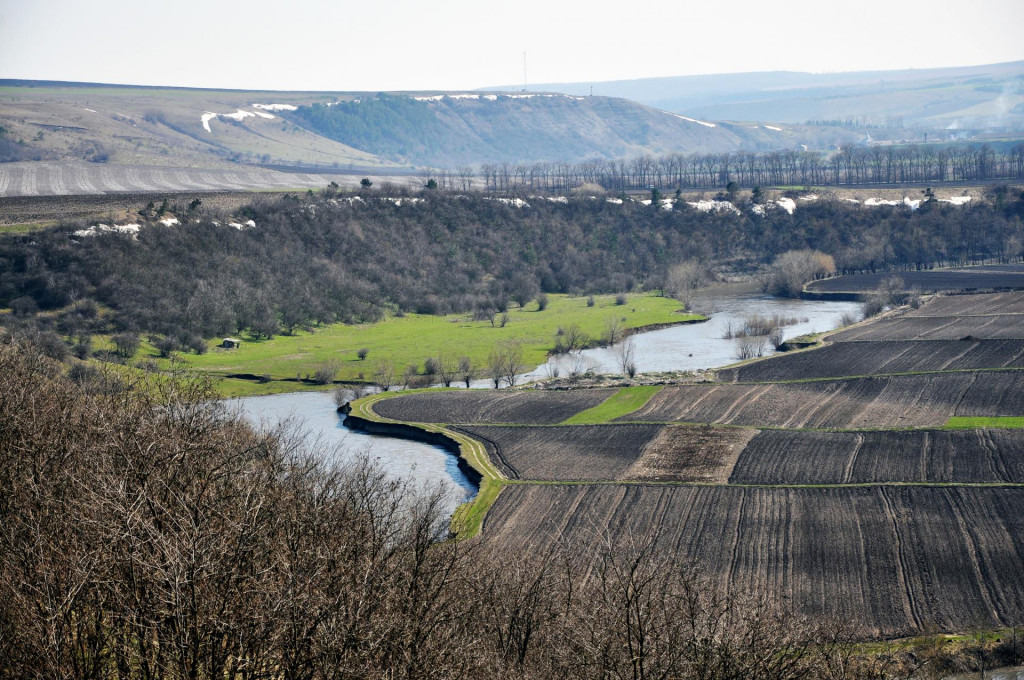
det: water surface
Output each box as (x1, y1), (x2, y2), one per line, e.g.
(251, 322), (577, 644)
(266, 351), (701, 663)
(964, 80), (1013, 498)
(233, 391), (477, 516)
(524, 294), (861, 377)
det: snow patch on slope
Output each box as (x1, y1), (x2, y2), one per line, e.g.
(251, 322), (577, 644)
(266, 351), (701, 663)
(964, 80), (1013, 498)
(667, 112), (717, 128)
(252, 103), (298, 111)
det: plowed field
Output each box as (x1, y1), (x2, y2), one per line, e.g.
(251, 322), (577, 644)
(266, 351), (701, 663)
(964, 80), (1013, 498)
(454, 424), (754, 482)
(452, 424), (662, 480)
(828, 315), (1024, 341)
(907, 291), (1024, 316)
(373, 388), (615, 425)
(615, 372), (1024, 427)
(729, 429), (1024, 484)
(721, 340), (1024, 382)
(805, 266), (1024, 294)
(482, 484), (1024, 637)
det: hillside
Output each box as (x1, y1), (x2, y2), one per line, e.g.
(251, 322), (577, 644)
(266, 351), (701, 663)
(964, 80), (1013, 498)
(288, 92), (863, 166)
(0, 81), (399, 171)
(511, 61), (1024, 136)
(0, 80), (867, 196)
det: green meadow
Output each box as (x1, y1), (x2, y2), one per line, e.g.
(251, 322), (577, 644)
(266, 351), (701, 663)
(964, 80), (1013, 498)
(182, 293), (699, 396)
(561, 385), (664, 424)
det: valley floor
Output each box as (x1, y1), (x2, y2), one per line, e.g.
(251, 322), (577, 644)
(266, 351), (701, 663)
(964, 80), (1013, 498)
(360, 286), (1024, 639)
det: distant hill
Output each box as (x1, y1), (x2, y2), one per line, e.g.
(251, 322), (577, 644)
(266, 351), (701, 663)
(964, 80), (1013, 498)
(0, 81), (867, 182)
(3, 67), (1022, 196)
(288, 92), (864, 166)
(498, 61), (1024, 133)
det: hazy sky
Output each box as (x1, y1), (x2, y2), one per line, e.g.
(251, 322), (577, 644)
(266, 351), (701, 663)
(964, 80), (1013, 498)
(1, 0), (1022, 91)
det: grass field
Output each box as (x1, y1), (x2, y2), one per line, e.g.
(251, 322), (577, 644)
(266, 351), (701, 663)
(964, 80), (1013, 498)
(944, 416), (1024, 429)
(562, 386), (663, 424)
(184, 293), (699, 396)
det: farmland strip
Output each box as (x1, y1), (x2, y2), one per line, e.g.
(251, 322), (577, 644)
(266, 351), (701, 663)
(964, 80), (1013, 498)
(877, 488), (922, 630)
(944, 491), (1001, 623)
(919, 430), (930, 481)
(725, 489), (747, 592)
(842, 433), (863, 484)
(981, 429), (1011, 482)
(482, 485), (1024, 636)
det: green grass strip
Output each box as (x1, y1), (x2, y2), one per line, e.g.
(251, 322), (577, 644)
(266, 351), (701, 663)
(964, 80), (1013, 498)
(561, 385), (663, 424)
(351, 391), (506, 539)
(943, 416), (1024, 429)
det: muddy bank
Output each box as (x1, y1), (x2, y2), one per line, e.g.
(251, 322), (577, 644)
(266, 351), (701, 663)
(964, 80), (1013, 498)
(342, 413), (483, 488)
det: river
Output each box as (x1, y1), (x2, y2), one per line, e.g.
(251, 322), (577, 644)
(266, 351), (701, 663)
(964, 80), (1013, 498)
(235, 294), (861, 515)
(523, 293), (861, 378)
(233, 390), (478, 516)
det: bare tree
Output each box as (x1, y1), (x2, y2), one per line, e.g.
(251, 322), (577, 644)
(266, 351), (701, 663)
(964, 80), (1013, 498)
(486, 354), (505, 389)
(663, 260), (707, 309)
(604, 316), (623, 347)
(458, 356), (477, 388)
(434, 353), (457, 387)
(615, 336), (637, 377)
(373, 358), (395, 391)
(762, 250), (836, 298)
(501, 341), (525, 387)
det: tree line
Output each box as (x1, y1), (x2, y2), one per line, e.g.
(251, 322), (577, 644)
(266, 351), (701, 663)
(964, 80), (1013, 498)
(1, 189), (1023, 349)
(469, 143), (1024, 193)
(4, 337), (1021, 680)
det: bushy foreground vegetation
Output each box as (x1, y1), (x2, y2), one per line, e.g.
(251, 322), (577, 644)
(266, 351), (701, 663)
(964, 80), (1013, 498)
(10, 337), (1019, 679)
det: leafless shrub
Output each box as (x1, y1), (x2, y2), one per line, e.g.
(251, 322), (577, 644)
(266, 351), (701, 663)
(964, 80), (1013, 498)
(373, 358), (395, 391)
(861, 297), (886, 318)
(313, 359), (340, 384)
(333, 386), (356, 407)
(735, 335), (767, 360)
(839, 311), (860, 327)
(604, 316), (623, 347)
(544, 356), (564, 379)
(554, 324), (590, 354)
(566, 352), (598, 382)
(768, 327), (785, 350)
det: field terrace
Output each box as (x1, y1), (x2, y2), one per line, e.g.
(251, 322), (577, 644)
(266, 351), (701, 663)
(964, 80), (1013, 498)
(356, 289), (1024, 639)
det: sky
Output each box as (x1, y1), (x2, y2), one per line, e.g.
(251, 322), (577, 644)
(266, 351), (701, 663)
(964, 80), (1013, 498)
(1, 0), (1022, 92)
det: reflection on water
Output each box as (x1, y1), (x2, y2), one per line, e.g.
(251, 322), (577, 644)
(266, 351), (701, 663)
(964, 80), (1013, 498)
(524, 295), (862, 377)
(233, 391), (476, 516)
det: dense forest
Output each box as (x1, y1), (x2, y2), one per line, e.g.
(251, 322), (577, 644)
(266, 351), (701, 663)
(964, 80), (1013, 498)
(2, 338), (1018, 680)
(1, 188), (1023, 344)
